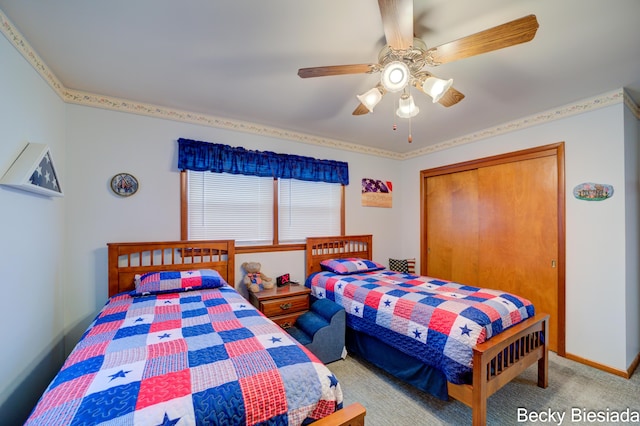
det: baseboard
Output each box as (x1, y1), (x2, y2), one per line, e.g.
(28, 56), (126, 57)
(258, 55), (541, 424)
(628, 351), (640, 377)
(565, 351), (640, 379)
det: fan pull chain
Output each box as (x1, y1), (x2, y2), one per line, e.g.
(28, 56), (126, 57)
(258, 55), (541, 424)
(393, 97), (397, 131)
(408, 116), (413, 143)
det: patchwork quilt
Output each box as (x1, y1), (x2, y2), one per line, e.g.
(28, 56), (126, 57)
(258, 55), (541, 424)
(307, 269), (535, 384)
(26, 286), (343, 425)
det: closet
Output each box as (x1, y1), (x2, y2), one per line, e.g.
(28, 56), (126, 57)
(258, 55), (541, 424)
(420, 143), (565, 353)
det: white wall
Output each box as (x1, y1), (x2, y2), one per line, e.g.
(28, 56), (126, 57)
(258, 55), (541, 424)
(0, 35), (67, 424)
(400, 103), (637, 372)
(64, 104), (404, 342)
(624, 104), (640, 369)
(64, 99), (639, 374)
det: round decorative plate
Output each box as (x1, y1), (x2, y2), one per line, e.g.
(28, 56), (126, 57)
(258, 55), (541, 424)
(110, 173), (139, 197)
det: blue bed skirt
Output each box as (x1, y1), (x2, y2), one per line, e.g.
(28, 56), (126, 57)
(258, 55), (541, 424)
(345, 327), (449, 400)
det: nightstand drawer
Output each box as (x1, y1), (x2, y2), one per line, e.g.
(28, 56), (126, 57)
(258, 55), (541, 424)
(270, 311), (306, 329)
(260, 294), (309, 317)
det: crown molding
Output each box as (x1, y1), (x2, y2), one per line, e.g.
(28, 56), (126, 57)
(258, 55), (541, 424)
(623, 89), (640, 119)
(1, 9), (66, 98)
(403, 89), (629, 159)
(2, 8), (635, 162)
(61, 89), (405, 160)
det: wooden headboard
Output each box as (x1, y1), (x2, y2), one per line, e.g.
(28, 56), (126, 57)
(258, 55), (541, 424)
(305, 235), (373, 276)
(107, 240), (235, 296)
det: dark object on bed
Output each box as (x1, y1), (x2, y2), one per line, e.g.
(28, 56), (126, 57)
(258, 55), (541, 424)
(26, 240), (366, 426)
(305, 235), (548, 426)
(287, 298), (346, 364)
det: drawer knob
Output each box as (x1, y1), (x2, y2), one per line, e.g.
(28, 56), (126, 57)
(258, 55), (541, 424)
(281, 322), (292, 329)
(279, 302), (292, 310)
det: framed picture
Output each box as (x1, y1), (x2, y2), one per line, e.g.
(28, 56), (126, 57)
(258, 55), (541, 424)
(361, 177), (392, 208)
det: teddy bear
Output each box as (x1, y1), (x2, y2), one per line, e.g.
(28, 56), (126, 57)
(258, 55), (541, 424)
(241, 261), (274, 293)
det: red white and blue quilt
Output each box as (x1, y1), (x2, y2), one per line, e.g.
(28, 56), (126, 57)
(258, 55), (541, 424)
(307, 269), (535, 384)
(26, 286), (343, 425)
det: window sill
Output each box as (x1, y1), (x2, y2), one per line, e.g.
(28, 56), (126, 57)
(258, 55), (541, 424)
(235, 243), (305, 254)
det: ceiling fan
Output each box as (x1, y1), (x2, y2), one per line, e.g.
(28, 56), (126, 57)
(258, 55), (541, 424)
(298, 0), (539, 118)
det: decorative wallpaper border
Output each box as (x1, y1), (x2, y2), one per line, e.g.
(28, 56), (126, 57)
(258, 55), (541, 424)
(2, 9), (637, 161)
(405, 89), (628, 159)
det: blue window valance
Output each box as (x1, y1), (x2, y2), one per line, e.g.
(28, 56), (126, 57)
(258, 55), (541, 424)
(178, 138), (349, 185)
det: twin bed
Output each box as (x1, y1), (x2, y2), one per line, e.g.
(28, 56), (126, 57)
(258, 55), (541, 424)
(26, 240), (364, 426)
(305, 235), (549, 426)
(27, 236), (548, 426)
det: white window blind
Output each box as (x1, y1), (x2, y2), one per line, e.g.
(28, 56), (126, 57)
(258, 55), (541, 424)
(187, 171), (274, 245)
(278, 179), (341, 243)
(187, 171), (341, 246)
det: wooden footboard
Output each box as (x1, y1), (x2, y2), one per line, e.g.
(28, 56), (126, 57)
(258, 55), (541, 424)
(313, 403), (366, 426)
(447, 313), (549, 426)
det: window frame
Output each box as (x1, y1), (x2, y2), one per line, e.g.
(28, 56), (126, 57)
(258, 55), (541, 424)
(180, 171), (345, 254)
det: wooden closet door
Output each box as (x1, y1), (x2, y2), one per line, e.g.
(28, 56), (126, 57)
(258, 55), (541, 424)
(477, 156), (558, 351)
(426, 170), (479, 285)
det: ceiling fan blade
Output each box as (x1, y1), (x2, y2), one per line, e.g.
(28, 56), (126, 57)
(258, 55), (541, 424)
(378, 0), (414, 49)
(426, 14), (539, 65)
(352, 103), (371, 116)
(437, 87), (465, 107)
(298, 64), (377, 78)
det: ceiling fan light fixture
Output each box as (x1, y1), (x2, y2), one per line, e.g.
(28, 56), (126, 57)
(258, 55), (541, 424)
(356, 87), (383, 112)
(380, 61), (410, 92)
(422, 76), (454, 103)
(396, 93), (419, 118)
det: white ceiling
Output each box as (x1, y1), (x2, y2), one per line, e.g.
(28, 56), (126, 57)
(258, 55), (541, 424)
(2, 0), (639, 156)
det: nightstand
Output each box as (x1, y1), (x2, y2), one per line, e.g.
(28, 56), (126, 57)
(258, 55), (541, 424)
(249, 284), (311, 329)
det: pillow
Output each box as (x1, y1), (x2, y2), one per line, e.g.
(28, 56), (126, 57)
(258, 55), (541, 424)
(389, 258), (416, 274)
(131, 269), (225, 296)
(320, 258), (385, 275)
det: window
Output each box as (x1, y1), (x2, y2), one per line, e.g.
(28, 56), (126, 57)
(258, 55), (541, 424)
(278, 178), (342, 243)
(183, 170), (343, 248)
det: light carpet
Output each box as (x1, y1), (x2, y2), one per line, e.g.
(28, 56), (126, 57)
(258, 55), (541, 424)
(328, 352), (640, 425)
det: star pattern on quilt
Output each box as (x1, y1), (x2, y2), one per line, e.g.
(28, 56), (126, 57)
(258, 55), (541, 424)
(308, 269), (534, 385)
(109, 369), (132, 381)
(24, 288), (344, 425)
(157, 412), (180, 426)
(328, 374), (338, 388)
